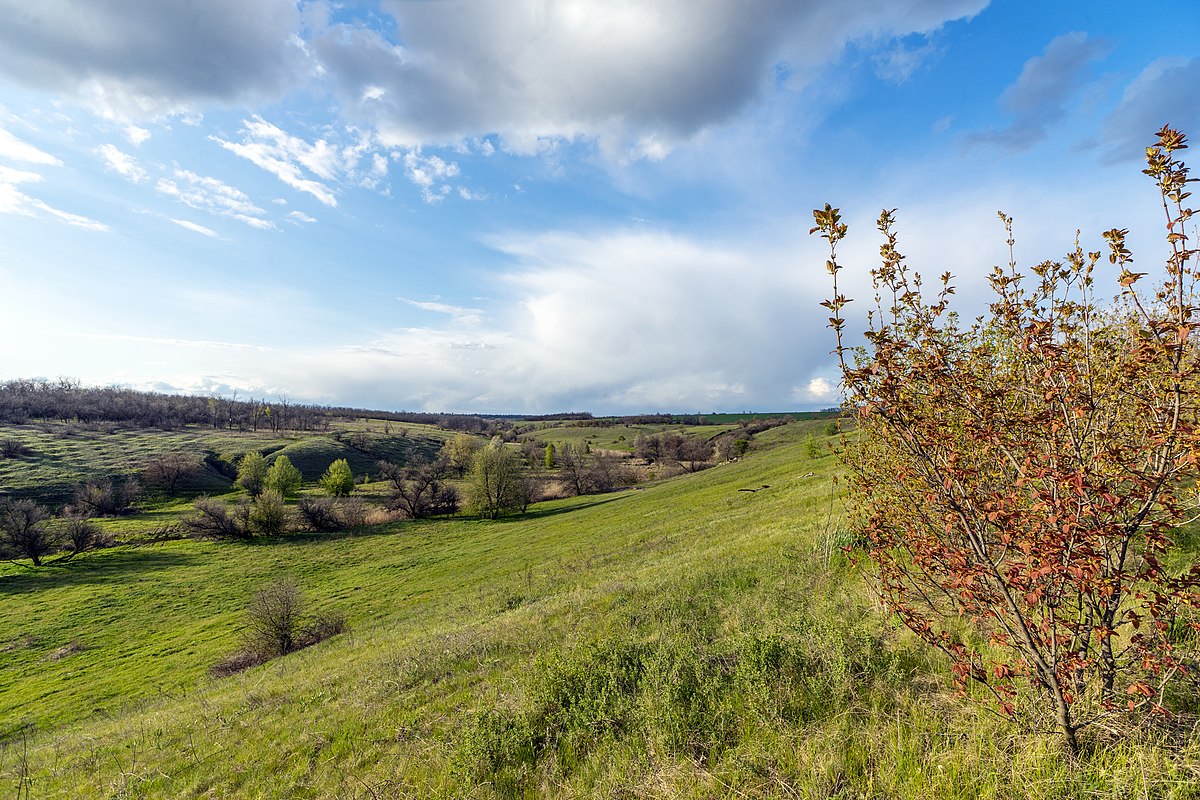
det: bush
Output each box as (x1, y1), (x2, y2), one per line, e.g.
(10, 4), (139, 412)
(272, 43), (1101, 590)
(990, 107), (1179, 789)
(297, 496), (343, 532)
(0, 437), (32, 459)
(61, 515), (111, 557)
(813, 125), (1200, 753)
(182, 496), (251, 539)
(248, 490), (291, 537)
(71, 478), (139, 517)
(212, 579), (348, 677)
(380, 459), (460, 519)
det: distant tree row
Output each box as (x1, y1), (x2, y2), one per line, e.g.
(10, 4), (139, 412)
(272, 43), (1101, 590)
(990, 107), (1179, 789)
(0, 378), (506, 434)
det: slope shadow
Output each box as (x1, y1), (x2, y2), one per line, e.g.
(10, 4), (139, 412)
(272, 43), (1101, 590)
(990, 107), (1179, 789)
(0, 548), (198, 596)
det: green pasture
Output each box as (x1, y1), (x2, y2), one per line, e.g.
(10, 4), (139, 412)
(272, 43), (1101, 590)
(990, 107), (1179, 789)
(1, 420), (1198, 798)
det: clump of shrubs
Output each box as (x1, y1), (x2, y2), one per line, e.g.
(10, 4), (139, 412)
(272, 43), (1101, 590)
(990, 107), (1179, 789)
(211, 579), (347, 677)
(296, 496), (369, 532)
(71, 477), (140, 517)
(0, 437), (32, 459)
(183, 493), (299, 539)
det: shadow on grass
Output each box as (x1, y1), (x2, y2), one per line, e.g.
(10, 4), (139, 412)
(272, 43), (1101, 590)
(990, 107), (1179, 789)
(0, 548), (199, 596)
(494, 495), (625, 523)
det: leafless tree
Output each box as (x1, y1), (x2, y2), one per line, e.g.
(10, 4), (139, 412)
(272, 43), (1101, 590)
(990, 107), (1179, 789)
(0, 499), (54, 566)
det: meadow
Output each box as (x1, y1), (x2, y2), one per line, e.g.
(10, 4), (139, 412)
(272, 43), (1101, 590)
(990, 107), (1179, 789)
(1, 420), (1199, 798)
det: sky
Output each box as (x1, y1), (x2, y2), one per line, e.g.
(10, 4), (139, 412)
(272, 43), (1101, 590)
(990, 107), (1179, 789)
(0, 1), (1197, 415)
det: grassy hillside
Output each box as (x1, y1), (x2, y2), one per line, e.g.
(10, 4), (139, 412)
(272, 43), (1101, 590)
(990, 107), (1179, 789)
(2, 421), (1198, 798)
(0, 420), (449, 506)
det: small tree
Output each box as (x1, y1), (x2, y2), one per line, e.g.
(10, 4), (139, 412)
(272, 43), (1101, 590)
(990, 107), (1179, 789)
(142, 452), (202, 493)
(61, 515), (109, 558)
(813, 125), (1200, 753)
(466, 439), (530, 519)
(0, 498), (54, 566)
(544, 442), (556, 470)
(237, 451), (268, 496)
(379, 458), (460, 519)
(264, 455), (302, 497)
(319, 458), (355, 497)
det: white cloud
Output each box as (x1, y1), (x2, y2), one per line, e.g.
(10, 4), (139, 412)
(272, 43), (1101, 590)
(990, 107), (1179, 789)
(169, 218), (218, 237)
(874, 36), (940, 85)
(0, 130), (108, 231)
(402, 151), (459, 203)
(213, 116), (340, 206)
(0, 126), (62, 165)
(793, 377), (839, 404)
(27, 198), (110, 232)
(96, 143), (147, 183)
(314, 0), (988, 158)
(286, 210), (317, 224)
(155, 168), (276, 230)
(402, 298), (484, 325)
(125, 125), (151, 145)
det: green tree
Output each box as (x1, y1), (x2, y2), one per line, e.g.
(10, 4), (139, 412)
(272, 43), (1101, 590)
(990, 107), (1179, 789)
(813, 125), (1200, 754)
(264, 455), (303, 497)
(442, 432), (482, 477)
(544, 442), (556, 469)
(237, 451), (268, 496)
(319, 458), (355, 497)
(466, 438), (530, 519)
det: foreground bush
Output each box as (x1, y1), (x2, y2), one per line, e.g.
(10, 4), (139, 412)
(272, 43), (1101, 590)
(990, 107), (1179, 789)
(813, 125), (1200, 753)
(212, 579), (347, 676)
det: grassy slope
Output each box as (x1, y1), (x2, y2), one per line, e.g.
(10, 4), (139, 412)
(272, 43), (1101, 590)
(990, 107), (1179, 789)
(0, 421), (449, 505)
(2, 422), (1198, 798)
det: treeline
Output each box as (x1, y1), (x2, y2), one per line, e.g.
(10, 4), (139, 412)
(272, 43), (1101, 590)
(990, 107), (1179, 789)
(0, 378), (494, 433)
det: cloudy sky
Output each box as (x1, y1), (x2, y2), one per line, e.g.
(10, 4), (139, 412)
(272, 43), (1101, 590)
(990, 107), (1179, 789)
(0, 1), (1196, 414)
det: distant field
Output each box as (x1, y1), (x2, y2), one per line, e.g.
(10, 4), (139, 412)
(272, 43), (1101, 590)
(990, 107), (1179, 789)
(0, 420), (448, 506)
(3, 418), (1196, 799)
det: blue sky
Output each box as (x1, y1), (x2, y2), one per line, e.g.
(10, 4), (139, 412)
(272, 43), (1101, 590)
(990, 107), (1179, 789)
(0, 0), (1197, 414)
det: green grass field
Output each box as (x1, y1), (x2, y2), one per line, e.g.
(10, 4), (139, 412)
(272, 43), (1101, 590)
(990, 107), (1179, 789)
(2, 420), (1198, 798)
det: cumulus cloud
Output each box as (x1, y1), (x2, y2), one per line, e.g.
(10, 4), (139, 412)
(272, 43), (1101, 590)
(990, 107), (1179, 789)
(314, 0), (988, 157)
(125, 125), (151, 146)
(0, 0), (306, 119)
(402, 151), (459, 203)
(1101, 57), (1200, 162)
(793, 377), (839, 404)
(155, 169), (275, 230)
(966, 32), (1111, 151)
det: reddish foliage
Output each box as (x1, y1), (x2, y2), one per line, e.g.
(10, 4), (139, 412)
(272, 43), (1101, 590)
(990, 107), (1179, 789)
(814, 126), (1200, 753)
